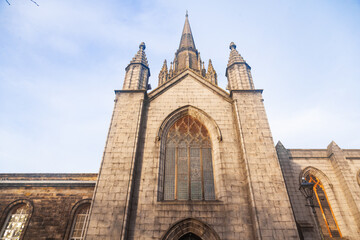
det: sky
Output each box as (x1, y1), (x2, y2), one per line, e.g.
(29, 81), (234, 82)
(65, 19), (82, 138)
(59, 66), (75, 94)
(0, 0), (359, 173)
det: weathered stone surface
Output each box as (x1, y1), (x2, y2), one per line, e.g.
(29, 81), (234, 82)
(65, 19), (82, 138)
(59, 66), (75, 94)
(0, 174), (95, 240)
(277, 142), (360, 240)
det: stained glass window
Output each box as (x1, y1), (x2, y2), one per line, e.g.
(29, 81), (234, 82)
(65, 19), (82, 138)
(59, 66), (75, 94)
(164, 115), (215, 200)
(305, 174), (342, 238)
(0, 204), (30, 240)
(69, 204), (90, 240)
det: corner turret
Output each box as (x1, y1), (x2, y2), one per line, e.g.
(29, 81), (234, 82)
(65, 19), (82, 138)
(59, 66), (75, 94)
(226, 42), (254, 90)
(122, 42), (150, 90)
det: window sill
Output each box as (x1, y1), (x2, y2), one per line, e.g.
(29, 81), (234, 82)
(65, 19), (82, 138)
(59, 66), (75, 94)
(157, 200), (222, 204)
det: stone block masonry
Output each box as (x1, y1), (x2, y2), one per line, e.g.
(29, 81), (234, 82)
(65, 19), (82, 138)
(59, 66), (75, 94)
(0, 173), (96, 240)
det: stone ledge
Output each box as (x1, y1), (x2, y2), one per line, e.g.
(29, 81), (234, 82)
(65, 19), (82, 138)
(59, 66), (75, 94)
(0, 180), (96, 187)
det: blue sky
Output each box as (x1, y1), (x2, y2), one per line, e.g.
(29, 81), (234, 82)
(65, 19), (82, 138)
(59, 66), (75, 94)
(1, 0), (359, 173)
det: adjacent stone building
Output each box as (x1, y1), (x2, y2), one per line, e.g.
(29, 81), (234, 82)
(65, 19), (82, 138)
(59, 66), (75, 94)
(1, 15), (359, 240)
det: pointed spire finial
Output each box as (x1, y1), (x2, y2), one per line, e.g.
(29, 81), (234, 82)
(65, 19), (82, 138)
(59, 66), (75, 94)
(229, 42), (236, 50)
(129, 42), (149, 67)
(178, 14), (196, 50)
(171, 13), (202, 77)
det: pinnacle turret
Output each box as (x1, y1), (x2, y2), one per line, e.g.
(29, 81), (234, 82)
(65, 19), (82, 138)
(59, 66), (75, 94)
(158, 60), (169, 86)
(226, 42), (254, 90)
(206, 59), (217, 85)
(123, 42), (150, 90)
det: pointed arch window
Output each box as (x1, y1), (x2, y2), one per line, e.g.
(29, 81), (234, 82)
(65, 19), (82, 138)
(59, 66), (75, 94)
(164, 115), (215, 200)
(305, 174), (342, 238)
(69, 204), (90, 240)
(0, 204), (30, 240)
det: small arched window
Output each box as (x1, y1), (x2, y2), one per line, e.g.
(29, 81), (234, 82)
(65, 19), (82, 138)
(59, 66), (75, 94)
(0, 203), (31, 240)
(164, 115), (215, 200)
(305, 174), (342, 238)
(69, 204), (90, 240)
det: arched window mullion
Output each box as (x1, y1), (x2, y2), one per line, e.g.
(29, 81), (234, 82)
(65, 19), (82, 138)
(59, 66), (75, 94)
(175, 146), (178, 200)
(305, 174), (342, 238)
(187, 145), (191, 200)
(69, 204), (90, 240)
(313, 184), (333, 237)
(200, 147), (204, 200)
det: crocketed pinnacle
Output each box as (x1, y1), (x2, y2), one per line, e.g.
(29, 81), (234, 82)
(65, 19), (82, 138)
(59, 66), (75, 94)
(178, 13), (196, 50)
(160, 59), (168, 72)
(129, 42), (149, 67)
(158, 60), (169, 86)
(207, 59), (215, 73)
(227, 42), (245, 67)
(206, 59), (217, 85)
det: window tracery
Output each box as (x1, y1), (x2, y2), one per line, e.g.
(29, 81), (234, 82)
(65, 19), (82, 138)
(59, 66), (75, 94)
(305, 174), (342, 238)
(0, 204), (30, 240)
(163, 115), (215, 200)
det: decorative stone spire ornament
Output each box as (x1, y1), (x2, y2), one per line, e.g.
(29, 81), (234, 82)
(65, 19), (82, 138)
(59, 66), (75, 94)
(158, 60), (169, 86)
(156, 12), (219, 88)
(178, 12), (196, 51)
(123, 42), (150, 90)
(225, 42), (254, 90)
(206, 59), (218, 85)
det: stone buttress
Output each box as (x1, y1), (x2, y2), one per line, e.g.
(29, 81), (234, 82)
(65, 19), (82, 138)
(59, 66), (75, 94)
(84, 43), (149, 240)
(228, 42), (299, 239)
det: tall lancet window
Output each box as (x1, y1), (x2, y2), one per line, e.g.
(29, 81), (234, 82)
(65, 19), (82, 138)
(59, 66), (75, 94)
(164, 115), (215, 200)
(305, 174), (342, 238)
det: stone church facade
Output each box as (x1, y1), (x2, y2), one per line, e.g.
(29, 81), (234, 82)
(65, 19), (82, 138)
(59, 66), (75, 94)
(1, 15), (360, 240)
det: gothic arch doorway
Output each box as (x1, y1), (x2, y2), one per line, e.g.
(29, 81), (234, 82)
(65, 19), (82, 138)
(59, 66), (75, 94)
(161, 218), (221, 240)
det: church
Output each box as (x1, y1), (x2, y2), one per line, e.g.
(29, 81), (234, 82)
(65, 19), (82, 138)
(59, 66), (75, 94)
(0, 14), (360, 240)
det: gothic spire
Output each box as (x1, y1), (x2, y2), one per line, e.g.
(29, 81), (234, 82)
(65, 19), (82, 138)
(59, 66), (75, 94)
(171, 13), (201, 78)
(178, 12), (196, 51)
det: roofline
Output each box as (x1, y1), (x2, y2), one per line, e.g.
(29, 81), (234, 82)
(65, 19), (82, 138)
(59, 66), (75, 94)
(0, 180), (96, 187)
(148, 69), (231, 103)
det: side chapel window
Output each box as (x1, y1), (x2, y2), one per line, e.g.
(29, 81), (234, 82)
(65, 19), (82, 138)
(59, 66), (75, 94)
(305, 174), (342, 238)
(69, 204), (90, 240)
(164, 115), (215, 200)
(0, 204), (30, 240)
